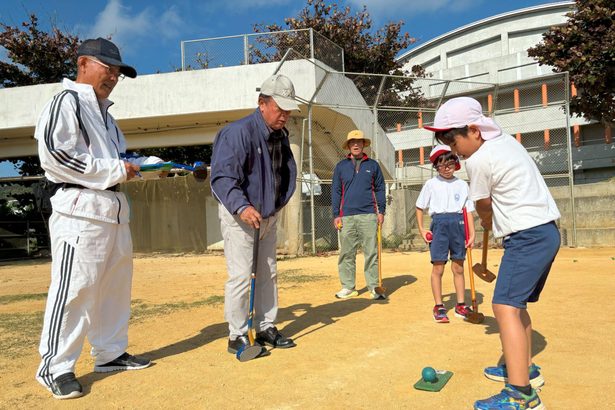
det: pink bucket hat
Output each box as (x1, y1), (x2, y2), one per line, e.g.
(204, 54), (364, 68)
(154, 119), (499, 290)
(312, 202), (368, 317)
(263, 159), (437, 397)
(424, 97), (502, 140)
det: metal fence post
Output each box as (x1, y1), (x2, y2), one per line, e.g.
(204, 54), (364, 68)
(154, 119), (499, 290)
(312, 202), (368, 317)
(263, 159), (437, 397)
(308, 104), (316, 254)
(243, 35), (249, 65)
(563, 72), (577, 247)
(180, 41), (185, 71)
(309, 28), (314, 60)
(372, 77), (387, 160)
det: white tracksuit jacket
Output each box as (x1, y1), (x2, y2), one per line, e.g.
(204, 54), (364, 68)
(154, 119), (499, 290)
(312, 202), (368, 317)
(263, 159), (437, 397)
(34, 78), (158, 387)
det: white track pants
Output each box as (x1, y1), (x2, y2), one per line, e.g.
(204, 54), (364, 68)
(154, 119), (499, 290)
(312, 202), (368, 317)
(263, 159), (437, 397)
(219, 204), (278, 339)
(36, 212), (133, 387)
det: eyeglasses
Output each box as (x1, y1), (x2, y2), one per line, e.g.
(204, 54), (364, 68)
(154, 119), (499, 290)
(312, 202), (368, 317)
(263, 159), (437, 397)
(436, 161), (457, 170)
(85, 57), (125, 80)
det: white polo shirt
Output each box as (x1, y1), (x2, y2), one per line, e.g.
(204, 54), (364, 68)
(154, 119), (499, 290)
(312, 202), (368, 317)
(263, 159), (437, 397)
(465, 133), (560, 238)
(416, 175), (474, 215)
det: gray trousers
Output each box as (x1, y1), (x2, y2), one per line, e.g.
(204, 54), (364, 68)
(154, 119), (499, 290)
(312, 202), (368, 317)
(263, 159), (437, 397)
(219, 204), (278, 339)
(337, 213), (379, 291)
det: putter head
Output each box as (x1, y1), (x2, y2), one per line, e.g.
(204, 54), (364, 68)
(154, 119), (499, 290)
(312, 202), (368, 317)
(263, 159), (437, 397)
(465, 312), (486, 324)
(192, 161), (208, 182)
(374, 286), (387, 299)
(235, 344), (264, 362)
(472, 263), (496, 283)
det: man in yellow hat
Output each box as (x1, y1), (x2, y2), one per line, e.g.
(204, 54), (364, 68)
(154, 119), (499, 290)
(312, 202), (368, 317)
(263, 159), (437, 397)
(331, 130), (386, 300)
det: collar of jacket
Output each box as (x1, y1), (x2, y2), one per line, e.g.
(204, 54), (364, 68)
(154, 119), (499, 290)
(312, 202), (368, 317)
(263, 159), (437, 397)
(346, 152), (369, 161)
(62, 78), (114, 112)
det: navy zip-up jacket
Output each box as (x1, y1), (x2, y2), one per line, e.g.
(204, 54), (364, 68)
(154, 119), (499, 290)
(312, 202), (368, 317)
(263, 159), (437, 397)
(332, 153), (386, 217)
(210, 109), (297, 218)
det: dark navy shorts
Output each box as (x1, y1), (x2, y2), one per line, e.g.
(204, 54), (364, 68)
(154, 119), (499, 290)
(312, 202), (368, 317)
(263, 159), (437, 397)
(493, 221), (560, 308)
(429, 213), (466, 264)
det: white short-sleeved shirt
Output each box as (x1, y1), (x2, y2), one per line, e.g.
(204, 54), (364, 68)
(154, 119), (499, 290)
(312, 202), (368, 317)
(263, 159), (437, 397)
(465, 133), (560, 238)
(416, 175), (475, 216)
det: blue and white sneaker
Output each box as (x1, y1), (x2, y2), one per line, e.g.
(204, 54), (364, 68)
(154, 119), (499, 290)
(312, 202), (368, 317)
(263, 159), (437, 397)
(474, 384), (545, 410)
(484, 363), (544, 389)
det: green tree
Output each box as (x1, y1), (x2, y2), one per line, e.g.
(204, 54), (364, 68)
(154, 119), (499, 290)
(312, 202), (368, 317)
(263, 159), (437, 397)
(0, 14), (80, 88)
(1, 14), (210, 174)
(528, 0), (614, 126)
(253, 0), (422, 76)
(1, 14), (81, 179)
(252, 0), (428, 129)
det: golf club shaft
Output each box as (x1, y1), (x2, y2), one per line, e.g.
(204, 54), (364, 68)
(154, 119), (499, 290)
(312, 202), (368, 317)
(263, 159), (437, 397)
(247, 227), (259, 346)
(377, 223), (382, 287)
(481, 229), (489, 267)
(463, 208), (478, 312)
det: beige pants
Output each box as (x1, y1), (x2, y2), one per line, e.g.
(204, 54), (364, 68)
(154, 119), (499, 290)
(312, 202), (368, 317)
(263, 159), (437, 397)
(219, 204), (279, 339)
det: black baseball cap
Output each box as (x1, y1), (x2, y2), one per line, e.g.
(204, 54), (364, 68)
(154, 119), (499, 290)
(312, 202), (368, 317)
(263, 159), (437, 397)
(77, 38), (137, 78)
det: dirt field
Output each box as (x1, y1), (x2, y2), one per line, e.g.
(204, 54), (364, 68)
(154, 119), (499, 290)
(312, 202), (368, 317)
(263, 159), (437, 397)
(1, 247), (614, 409)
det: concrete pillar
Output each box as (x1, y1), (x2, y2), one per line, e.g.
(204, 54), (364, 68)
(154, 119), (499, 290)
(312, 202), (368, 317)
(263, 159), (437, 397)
(285, 117), (304, 255)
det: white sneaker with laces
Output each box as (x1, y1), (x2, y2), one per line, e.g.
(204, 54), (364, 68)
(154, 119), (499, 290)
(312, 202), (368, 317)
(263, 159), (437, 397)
(370, 290), (386, 300)
(335, 288), (358, 299)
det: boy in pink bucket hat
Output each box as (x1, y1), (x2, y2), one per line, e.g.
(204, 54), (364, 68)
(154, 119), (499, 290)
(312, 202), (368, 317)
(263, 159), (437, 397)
(416, 144), (475, 323)
(426, 97), (560, 410)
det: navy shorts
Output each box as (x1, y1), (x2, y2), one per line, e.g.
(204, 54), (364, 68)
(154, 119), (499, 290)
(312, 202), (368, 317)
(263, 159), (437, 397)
(493, 221), (560, 308)
(429, 213), (466, 264)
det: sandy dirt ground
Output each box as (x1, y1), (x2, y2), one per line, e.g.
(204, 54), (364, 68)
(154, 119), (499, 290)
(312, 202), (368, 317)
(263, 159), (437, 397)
(0, 247), (614, 409)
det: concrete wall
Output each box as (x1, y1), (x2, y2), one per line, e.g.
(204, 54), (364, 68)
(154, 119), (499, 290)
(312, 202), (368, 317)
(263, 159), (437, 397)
(397, 2), (574, 84)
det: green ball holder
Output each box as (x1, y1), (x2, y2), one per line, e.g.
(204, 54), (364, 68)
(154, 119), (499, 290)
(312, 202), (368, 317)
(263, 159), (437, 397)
(413, 369), (454, 392)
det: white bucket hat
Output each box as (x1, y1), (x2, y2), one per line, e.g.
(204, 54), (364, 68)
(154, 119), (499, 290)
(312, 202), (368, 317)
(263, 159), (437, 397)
(424, 97), (502, 140)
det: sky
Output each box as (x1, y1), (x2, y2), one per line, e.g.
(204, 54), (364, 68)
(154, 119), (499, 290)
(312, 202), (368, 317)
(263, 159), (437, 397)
(0, 0), (566, 176)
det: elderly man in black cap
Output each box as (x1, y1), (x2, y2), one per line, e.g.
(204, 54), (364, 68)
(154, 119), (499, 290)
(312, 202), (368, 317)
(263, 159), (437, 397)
(34, 38), (163, 399)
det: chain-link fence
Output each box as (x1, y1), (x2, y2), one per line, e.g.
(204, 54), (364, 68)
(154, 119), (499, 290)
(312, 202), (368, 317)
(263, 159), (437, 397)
(272, 50), (576, 254)
(181, 29), (344, 72)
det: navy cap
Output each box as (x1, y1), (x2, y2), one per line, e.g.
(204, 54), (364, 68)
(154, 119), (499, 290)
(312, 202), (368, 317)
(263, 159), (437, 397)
(77, 38), (137, 78)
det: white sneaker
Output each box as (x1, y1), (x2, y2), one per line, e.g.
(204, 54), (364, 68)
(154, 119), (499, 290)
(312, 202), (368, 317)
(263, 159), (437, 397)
(335, 288), (358, 299)
(370, 290), (386, 300)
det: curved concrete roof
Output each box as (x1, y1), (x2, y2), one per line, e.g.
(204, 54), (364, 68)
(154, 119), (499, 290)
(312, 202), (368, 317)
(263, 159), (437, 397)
(397, 2), (575, 62)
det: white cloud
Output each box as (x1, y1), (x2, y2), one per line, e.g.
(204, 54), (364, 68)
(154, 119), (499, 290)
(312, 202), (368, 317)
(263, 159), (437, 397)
(346, 0), (481, 19)
(87, 0), (184, 55)
(198, 0), (293, 14)
(220, 0), (292, 8)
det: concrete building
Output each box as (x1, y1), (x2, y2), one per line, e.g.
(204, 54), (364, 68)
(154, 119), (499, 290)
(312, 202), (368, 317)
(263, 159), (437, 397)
(391, 1), (614, 184)
(0, 56), (395, 252)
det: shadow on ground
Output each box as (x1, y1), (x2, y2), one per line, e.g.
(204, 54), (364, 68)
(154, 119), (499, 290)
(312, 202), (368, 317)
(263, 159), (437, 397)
(79, 273), (418, 391)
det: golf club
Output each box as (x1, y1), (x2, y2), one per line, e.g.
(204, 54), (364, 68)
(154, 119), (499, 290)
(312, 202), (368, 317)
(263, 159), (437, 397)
(374, 222), (386, 298)
(473, 230), (496, 282)
(463, 207), (485, 324)
(236, 226), (265, 362)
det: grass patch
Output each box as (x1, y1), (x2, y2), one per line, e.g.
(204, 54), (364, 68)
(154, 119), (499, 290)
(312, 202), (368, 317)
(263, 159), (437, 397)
(0, 293), (47, 305)
(0, 295), (225, 359)
(278, 268), (328, 284)
(0, 312), (44, 359)
(130, 295), (224, 322)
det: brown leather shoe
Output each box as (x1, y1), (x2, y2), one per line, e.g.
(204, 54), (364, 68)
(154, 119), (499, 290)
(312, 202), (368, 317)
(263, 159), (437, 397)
(255, 326), (296, 349)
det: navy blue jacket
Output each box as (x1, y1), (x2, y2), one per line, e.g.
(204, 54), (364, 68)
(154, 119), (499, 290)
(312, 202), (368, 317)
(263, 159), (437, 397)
(332, 153), (386, 217)
(210, 109), (297, 219)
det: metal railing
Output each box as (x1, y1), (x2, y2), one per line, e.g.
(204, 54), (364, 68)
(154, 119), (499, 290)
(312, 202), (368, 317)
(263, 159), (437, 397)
(181, 28), (344, 72)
